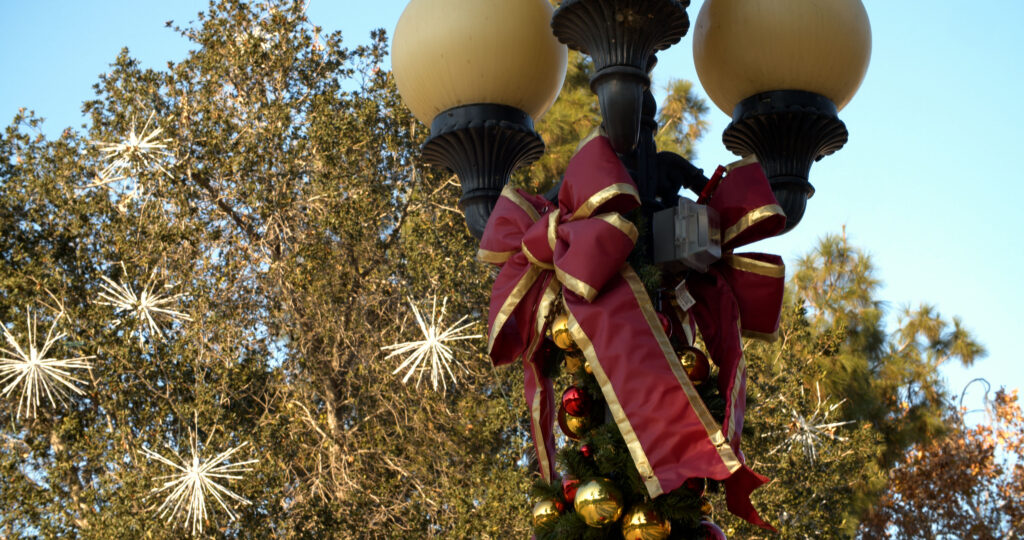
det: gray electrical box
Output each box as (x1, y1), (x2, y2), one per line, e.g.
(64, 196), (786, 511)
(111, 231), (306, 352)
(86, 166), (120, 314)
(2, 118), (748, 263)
(652, 198), (722, 273)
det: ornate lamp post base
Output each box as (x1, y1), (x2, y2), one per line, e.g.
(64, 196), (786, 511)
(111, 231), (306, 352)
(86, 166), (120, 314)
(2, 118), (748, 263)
(422, 104), (545, 238)
(722, 90), (848, 232)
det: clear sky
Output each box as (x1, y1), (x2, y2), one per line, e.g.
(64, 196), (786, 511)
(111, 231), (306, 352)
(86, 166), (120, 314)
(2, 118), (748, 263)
(2, 0), (1022, 409)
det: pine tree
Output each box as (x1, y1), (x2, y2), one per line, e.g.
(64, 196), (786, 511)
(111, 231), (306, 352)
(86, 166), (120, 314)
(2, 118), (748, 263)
(711, 232), (987, 539)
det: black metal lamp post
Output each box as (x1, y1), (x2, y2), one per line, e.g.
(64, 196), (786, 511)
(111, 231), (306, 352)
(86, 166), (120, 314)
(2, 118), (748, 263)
(392, 0), (871, 239)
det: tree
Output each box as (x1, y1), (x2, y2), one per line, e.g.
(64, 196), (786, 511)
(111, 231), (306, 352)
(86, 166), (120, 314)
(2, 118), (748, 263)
(858, 385), (1024, 539)
(714, 232), (987, 539)
(792, 230), (984, 465)
(1, 1), (532, 537)
(0, 1), (714, 537)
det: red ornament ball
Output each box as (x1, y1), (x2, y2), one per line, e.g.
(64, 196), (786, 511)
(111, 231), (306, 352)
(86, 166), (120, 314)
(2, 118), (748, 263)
(561, 386), (591, 417)
(562, 476), (580, 504)
(580, 443), (594, 458)
(657, 312), (672, 336)
(701, 520), (728, 540)
(684, 477), (706, 497)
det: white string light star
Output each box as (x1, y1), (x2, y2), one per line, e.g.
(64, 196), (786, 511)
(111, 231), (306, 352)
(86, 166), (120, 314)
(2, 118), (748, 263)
(141, 420), (258, 537)
(96, 263), (191, 344)
(381, 296), (480, 393)
(88, 111), (172, 205)
(0, 311), (93, 420)
(765, 382), (855, 462)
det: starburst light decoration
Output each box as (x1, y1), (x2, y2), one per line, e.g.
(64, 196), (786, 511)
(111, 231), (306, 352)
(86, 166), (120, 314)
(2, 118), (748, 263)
(765, 382), (856, 462)
(88, 111), (172, 204)
(381, 296), (481, 392)
(96, 263), (191, 344)
(141, 421), (258, 536)
(0, 311), (94, 420)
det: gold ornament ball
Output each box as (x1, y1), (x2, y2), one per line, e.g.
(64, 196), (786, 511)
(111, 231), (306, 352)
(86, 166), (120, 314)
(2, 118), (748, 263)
(549, 313), (576, 350)
(565, 412), (592, 436)
(574, 478), (624, 528)
(565, 353), (584, 373)
(622, 503), (671, 540)
(532, 498), (563, 528)
(584, 359), (593, 374)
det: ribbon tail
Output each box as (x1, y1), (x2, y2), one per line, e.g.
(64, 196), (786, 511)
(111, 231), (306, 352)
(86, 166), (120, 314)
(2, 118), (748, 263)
(724, 466), (775, 531)
(566, 267), (749, 498)
(524, 354), (557, 483)
(687, 270), (747, 450)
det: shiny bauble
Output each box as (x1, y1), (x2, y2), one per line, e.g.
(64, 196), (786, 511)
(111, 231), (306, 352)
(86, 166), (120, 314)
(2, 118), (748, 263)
(562, 476), (580, 504)
(531, 498), (564, 528)
(621, 503), (671, 540)
(700, 520), (728, 540)
(549, 313), (576, 350)
(561, 386), (591, 417)
(681, 347), (711, 384)
(565, 353), (584, 373)
(558, 405), (590, 440)
(583, 359), (593, 374)
(684, 477), (707, 497)
(574, 478), (624, 527)
(579, 443), (594, 458)
(565, 412), (592, 437)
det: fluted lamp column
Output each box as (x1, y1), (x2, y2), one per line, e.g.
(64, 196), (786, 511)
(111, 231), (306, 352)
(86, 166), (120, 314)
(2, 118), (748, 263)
(693, 0), (871, 232)
(392, 0), (568, 239)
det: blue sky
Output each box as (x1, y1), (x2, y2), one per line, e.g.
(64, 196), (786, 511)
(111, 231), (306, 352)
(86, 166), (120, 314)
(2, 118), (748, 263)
(2, 0), (1022, 409)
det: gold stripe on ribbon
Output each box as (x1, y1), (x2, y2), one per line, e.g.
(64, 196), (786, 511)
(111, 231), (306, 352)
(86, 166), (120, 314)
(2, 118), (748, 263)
(488, 265), (542, 354)
(722, 205), (786, 246)
(622, 267), (743, 474)
(556, 268), (600, 303)
(573, 126), (603, 154)
(594, 213), (639, 246)
(570, 184), (641, 221)
(522, 243), (556, 271)
(565, 303), (662, 497)
(528, 360), (552, 482)
(534, 279), (562, 337)
(547, 209), (560, 251)
(728, 357), (747, 443)
(477, 248), (515, 265)
(725, 154), (759, 172)
(727, 319), (747, 443)
(724, 254), (785, 278)
(501, 185), (541, 223)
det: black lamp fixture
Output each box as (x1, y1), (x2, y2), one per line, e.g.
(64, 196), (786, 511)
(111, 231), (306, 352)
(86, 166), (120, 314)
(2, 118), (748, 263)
(392, 0), (871, 238)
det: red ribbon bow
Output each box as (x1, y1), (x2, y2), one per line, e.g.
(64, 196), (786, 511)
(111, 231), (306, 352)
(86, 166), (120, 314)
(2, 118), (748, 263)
(687, 158), (787, 458)
(478, 137), (774, 528)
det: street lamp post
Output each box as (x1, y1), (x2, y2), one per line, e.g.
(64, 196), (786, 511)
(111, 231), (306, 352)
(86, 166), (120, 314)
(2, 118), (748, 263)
(392, 0), (870, 533)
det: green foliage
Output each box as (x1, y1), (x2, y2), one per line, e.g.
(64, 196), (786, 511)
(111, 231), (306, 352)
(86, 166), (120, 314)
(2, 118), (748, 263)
(1, 1), (531, 537)
(0, 1), (987, 538)
(712, 232), (986, 538)
(653, 79), (709, 160)
(793, 232), (985, 466)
